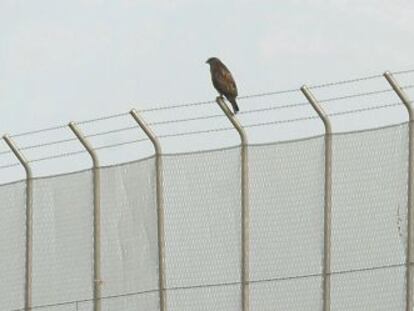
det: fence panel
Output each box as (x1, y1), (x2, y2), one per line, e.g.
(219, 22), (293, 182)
(100, 157), (160, 310)
(0, 181), (26, 311)
(31, 170), (94, 309)
(249, 136), (325, 310)
(162, 147), (242, 310)
(330, 123), (409, 310)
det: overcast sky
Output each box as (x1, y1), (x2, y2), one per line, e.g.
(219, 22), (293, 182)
(1, 0), (414, 136)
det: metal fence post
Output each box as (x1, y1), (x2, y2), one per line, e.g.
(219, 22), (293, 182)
(3, 134), (33, 311)
(130, 109), (167, 311)
(384, 71), (414, 311)
(68, 122), (102, 311)
(215, 97), (250, 311)
(300, 86), (333, 311)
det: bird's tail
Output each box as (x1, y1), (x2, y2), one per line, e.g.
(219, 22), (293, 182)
(228, 97), (239, 114)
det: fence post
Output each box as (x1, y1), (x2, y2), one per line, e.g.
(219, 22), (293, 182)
(3, 134), (33, 311)
(130, 109), (167, 311)
(384, 71), (414, 311)
(68, 122), (102, 311)
(215, 97), (250, 311)
(300, 86), (333, 311)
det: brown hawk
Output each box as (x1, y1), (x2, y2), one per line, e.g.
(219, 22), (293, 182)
(206, 57), (239, 114)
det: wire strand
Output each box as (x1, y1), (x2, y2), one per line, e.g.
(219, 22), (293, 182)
(11, 124), (68, 138)
(85, 125), (140, 139)
(0, 162), (21, 170)
(318, 88), (394, 103)
(94, 138), (149, 151)
(393, 69), (414, 75)
(309, 73), (383, 89)
(76, 112), (130, 125)
(11, 262), (403, 311)
(28, 150), (87, 163)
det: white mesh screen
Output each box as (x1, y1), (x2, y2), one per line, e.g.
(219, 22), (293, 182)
(249, 136), (325, 310)
(31, 170), (94, 308)
(100, 158), (159, 310)
(162, 147), (242, 310)
(0, 181), (26, 311)
(0, 122), (411, 310)
(331, 123), (409, 309)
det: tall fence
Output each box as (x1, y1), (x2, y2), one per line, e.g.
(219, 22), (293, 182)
(1, 70), (414, 311)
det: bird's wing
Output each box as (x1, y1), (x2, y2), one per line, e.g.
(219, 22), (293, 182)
(213, 65), (238, 97)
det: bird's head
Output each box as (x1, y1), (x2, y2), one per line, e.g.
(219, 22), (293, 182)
(205, 57), (220, 65)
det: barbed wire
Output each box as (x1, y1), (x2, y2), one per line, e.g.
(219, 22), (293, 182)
(28, 150), (87, 164)
(0, 101), (406, 165)
(0, 162), (21, 170)
(27, 138), (149, 164)
(309, 73), (383, 89)
(76, 112), (130, 125)
(10, 124), (68, 139)
(393, 69), (414, 75)
(85, 125), (140, 139)
(94, 137), (148, 151)
(318, 88), (394, 103)
(1, 71), (412, 160)
(328, 102), (403, 117)
(5, 70), (413, 141)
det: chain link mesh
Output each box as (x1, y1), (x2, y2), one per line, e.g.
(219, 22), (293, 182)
(1, 123), (412, 310)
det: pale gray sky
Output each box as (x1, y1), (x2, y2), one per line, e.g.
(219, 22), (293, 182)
(1, 0), (414, 181)
(1, 0), (413, 134)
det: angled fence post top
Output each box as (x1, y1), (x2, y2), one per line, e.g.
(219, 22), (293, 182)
(129, 108), (162, 155)
(384, 71), (414, 119)
(68, 122), (100, 167)
(3, 134), (33, 178)
(300, 85), (332, 134)
(216, 96), (248, 145)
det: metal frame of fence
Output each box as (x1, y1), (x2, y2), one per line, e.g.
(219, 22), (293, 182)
(1, 69), (414, 311)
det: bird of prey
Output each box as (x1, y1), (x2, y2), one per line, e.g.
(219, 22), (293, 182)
(206, 57), (239, 114)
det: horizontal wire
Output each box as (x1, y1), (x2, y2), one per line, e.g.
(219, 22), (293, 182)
(19, 137), (78, 151)
(76, 111), (130, 125)
(238, 88), (299, 100)
(12, 262), (404, 310)
(148, 113), (225, 126)
(243, 115), (320, 128)
(139, 88), (299, 113)
(393, 68), (414, 75)
(26, 138), (149, 163)
(309, 73), (383, 89)
(328, 102), (403, 117)
(0, 162), (21, 170)
(10, 124), (67, 138)
(139, 99), (215, 113)
(0, 149), (12, 156)
(158, 126), (235, 138)
(239, 102), (309, 115)
(94, 138), (149, 151)
(85, 125), (140, 139)
(28, 150), (87, 164)
(1, 101), (405, 163)
(318, 88), (394, 103)
(6, 70), (413, 139)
